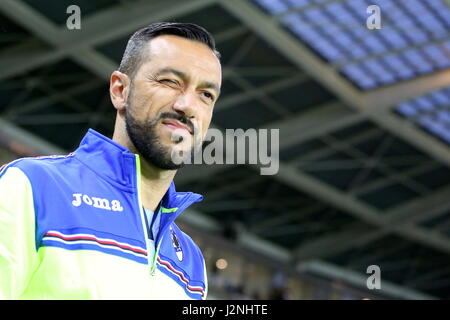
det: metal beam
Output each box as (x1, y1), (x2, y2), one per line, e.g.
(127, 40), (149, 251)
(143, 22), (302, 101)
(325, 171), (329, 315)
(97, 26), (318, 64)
(180, 105), (448, 257)
(219, 0), (365, 110)
(272, 163), (450, 256)
(180, 209), (415, 300)
(293, 184), (450, 261)
(200, 175), (261, 201)
(320, 134), (429, 195)
(273, 101), (364, 149)
(218, 0), (450, 262)
(0, 40), (63, 81)
(0, 117), (65, 156)
(6, 80), (102, 115)
(291, 127), (382, 164)
(0, 0), (217, 81)
(348, 160), (437, 196)
(290, 126), (438, 196)
(249, 203), (324, 234)
(11, 113), (93, 126)
(365, 68), (450, 111)
(219, 0), (450, 171)
(405, 268), (450, 289)
(332, 35), (450, 69)
(298, 156), (433, 172)
(385, 185), (450, 225)
(296, 260), (436, 300)
(273, 164), (385, 225)
(294, 223), (378, 261)
(366, 109), (450, 168)
(215, 73), (308, 112)
(225, 69), (292, 117)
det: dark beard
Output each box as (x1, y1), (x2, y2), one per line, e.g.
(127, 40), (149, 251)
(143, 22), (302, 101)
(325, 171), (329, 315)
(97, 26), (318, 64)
(125, 107), (193, 170)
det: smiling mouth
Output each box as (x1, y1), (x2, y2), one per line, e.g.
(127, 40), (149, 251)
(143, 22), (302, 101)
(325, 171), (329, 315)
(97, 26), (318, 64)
(161, 119), (193, 135)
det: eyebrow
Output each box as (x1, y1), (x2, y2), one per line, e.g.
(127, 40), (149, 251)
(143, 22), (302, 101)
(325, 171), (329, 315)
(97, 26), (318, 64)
(155, 67), (221, 97)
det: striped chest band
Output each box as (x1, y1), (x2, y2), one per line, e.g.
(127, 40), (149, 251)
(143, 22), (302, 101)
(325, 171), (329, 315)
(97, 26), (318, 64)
(157, 257), (205, 297)
(42, 230), (148, 261)
(42, 231), (205, 297)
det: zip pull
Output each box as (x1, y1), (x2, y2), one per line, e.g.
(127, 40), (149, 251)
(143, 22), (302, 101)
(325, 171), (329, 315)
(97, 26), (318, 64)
(150, 260), (156, 276)
(150, 238), (163, 276)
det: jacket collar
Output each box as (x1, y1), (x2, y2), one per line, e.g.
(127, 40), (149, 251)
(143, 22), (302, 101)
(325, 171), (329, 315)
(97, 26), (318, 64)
(74, 129), (203, 211)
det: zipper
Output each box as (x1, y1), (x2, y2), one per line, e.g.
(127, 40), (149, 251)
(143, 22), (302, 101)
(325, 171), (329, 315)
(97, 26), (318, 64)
(150, 239), (162, 275)
(135, 154), (161, 276)
(135, 156), (202, 276)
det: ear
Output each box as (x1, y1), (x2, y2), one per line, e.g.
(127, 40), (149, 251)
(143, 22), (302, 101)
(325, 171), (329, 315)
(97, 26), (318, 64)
(110, 71), (131, 113)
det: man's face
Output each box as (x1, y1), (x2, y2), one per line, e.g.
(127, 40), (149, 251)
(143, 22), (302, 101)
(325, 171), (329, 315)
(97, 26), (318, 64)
(125, 35), (222, 170)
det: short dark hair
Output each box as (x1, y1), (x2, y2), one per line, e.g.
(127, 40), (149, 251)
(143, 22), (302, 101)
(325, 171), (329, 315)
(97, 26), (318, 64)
(118, 22), (220, 79)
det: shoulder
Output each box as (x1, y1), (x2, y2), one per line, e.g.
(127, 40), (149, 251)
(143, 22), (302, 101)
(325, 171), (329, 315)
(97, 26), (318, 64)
(0, 153), (75, 181)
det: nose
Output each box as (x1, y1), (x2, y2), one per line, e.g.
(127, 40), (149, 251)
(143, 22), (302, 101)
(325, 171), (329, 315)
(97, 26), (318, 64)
(173, 91), (197, 119)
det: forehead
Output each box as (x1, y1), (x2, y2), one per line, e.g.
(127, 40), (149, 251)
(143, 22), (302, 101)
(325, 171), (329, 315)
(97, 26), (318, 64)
(140, 35), (222, 85)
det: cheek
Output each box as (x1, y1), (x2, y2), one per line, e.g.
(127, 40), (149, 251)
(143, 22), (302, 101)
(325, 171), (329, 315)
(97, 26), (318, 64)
(199, 111), (213, 139)
(132, 88), (174, 121)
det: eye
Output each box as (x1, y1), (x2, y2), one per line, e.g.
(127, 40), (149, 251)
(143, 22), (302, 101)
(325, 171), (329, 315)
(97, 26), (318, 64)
(160, 79), (179, 86)
(201, 91), (215, 102)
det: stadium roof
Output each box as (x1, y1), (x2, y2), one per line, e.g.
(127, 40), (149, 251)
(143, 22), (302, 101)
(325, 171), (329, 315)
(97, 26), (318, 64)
(1, 0), (450, 299)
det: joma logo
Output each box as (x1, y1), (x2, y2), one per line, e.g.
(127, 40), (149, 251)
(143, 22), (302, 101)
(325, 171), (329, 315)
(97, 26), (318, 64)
(71, 193), (123, 212)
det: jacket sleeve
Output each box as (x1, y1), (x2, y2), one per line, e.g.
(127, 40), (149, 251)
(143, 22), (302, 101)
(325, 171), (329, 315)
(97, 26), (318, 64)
(0, 166), (39, 299)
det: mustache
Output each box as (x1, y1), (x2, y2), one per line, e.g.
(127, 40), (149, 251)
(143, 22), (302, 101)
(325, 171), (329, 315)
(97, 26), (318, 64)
(159, 112), (195, 134)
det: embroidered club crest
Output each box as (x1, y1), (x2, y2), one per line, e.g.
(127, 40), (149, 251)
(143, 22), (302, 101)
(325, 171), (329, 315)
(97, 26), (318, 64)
(171, 228), (183, 261)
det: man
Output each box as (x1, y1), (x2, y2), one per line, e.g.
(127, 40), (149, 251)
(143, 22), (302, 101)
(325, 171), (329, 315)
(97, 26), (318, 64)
(0, 22), (222, 299)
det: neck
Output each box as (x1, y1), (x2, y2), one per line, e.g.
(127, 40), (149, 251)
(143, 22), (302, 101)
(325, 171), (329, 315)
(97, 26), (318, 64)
(112, 122), (177, 212)
(139, 158), (176, 211)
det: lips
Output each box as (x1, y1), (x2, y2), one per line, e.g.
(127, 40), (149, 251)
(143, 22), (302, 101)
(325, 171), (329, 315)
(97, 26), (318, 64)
(161, 119), (193, 135)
